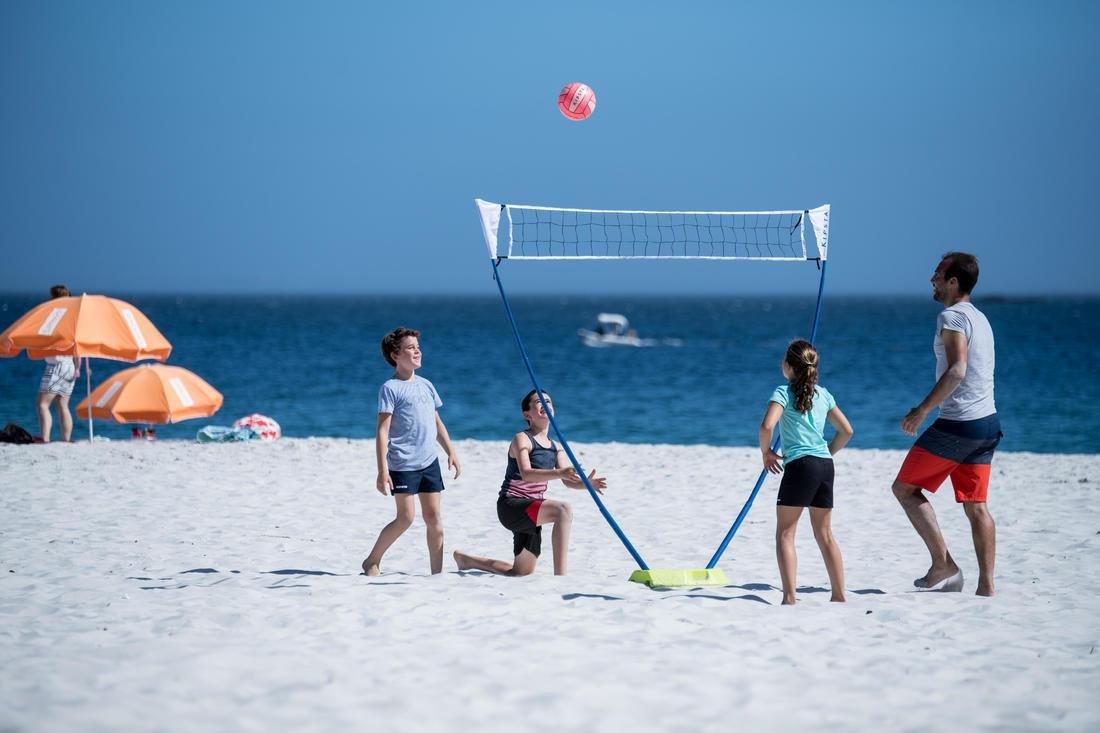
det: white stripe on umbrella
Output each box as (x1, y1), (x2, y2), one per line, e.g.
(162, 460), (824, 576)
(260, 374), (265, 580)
(95, 380), (124, 408)
(121, 309), (148, 350)
(169, 377), (195, 408)
(38, 308), (67, 336)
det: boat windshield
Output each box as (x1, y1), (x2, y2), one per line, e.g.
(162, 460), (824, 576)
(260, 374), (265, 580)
(595, 313), (629, 336)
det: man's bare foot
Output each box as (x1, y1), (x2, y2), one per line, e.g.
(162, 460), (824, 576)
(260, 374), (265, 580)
(362, 558), (380, 576)
(781, 596), (797, 605)
(453, 550), (472, 570)
(914, 562), (960, 588)
(976, 582), (994, 597)
(830, 595), (846, 602)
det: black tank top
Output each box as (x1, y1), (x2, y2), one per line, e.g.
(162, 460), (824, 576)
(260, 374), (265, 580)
(499, 430), (558, 496)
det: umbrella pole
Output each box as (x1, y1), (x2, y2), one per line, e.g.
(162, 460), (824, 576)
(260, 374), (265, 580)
(85, 357), (94, 443)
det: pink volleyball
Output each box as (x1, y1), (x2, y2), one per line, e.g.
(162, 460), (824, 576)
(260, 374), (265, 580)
(558, 82), (596, 121)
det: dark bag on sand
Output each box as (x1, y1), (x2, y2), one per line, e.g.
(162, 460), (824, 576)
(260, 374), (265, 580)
(0, 422), (35, 444)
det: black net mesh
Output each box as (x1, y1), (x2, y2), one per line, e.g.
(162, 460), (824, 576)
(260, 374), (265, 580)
(501, 207), (807, 260)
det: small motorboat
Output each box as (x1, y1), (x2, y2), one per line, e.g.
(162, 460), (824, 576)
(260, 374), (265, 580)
(577, 313), (657, 348)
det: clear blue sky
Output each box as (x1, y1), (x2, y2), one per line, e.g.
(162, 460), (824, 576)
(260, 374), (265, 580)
(1, 1), (1097, 296)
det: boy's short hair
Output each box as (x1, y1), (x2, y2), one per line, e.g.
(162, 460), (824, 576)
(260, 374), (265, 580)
(381, 327), (420, 367)
(521, 389), (551, 425)
(50, 284), (71, 299)
(521, 389), (551, 413)
(940, 252), (980, 294)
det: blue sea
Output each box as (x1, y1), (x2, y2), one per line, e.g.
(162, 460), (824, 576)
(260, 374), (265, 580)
(1, 294), (1097, 453)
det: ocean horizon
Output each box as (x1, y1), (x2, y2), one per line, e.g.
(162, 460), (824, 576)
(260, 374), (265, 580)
(2, 293), (1097, 453)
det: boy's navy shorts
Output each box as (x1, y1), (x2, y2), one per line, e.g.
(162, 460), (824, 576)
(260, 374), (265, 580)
(389, 458), (445, 494)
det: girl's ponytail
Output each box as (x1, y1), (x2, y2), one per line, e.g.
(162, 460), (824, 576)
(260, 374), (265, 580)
(785, 340), (819, 413)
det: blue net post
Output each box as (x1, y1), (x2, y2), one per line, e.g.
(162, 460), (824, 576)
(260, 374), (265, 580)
(491, 259), (650, 571)
(706, 259), (829, 569)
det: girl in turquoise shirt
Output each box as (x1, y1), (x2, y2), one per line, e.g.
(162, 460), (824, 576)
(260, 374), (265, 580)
(760, 339), (854, 605)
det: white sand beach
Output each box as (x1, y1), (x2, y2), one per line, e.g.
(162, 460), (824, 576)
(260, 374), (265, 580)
(2, 439), (1098, 732)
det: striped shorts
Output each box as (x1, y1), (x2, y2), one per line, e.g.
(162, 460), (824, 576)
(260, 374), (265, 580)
(39, 360), (76, 397)
(896, 414), (1002, 502)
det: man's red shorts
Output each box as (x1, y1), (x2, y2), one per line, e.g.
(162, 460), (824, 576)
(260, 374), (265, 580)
(896, 415), (1002, 503)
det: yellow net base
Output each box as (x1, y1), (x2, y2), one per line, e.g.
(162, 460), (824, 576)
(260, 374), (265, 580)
(628, 568), (729, 588)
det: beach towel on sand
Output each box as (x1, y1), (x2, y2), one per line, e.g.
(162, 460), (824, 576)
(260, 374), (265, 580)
(196, 425), (260, 443)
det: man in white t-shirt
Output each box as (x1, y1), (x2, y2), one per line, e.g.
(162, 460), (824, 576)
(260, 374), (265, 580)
(893, 252), (1001, 597)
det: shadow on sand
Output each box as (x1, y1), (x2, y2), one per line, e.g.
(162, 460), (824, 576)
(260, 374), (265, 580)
(132, 567), (362, 590)
(561, 592), (625, 601)
(796, 584), (887, 595)
(661, 592), (771, 605)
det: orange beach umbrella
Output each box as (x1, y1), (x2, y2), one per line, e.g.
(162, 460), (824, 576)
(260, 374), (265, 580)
(76, 364), (223, 424)
(0, 294), (171, 362)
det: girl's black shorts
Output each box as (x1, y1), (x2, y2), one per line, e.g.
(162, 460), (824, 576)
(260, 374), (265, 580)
(777, 455), (834, 509)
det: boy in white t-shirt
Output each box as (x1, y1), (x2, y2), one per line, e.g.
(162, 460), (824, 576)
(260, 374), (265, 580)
(362, 327), (461, 576)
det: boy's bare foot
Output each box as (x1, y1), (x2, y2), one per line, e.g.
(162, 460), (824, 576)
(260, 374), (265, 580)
(975, 583), (994, 597)
(781, 596), (797, 605)
(830, 595), (846, 602)
(453, 550), (472, 570)
(362, 559), (380, 576)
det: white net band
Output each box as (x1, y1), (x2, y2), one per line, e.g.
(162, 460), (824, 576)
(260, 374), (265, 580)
(476, 200), (829, 262)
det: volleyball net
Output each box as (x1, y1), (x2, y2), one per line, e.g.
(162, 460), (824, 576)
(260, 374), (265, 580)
(475, 198), (831, 584)
(476, 199), (829, 262)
